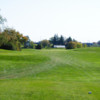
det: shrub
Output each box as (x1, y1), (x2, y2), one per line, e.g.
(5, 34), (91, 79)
(76, 42), (82, 48)
(83, 44), (87, 48)
(33, 44), (37, 49)
(0, 42), (16, 50)
(35, 44), (42, 49)
(66, 42), (77, 49)
(41, 40), (50, 48)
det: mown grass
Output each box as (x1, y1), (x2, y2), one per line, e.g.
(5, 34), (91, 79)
(0, 47), (100, 100)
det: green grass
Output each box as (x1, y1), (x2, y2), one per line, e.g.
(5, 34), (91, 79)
(0, 47), (100, 100)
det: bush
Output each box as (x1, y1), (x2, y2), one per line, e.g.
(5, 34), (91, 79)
(33, 44), (37, 49)
(76, 42), (82, 48)
(41, 40), (50, 48)
(0, 42), (16, 50)
(35, 44), (42, 49)
(66, 42), (77, 49)
(83, 44), (87, 48)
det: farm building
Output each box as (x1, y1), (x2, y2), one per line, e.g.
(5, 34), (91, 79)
(54, 45), (65, 48)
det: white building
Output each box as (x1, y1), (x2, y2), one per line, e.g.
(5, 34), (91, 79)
(54, 45), (65, 48)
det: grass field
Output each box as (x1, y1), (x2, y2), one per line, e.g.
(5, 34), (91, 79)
(0, 47), (100, 100)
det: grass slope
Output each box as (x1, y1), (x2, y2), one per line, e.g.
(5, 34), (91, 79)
(0, 48), (100, 100)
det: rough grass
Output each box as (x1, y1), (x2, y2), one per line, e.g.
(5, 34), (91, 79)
(0, 47), (100, 100)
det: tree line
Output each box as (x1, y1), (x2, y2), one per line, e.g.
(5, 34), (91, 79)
(0, 14), (85, 50)
(39, 34), (84, 49)
(2, 13), (98, 50)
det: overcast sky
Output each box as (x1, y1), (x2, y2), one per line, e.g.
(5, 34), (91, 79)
(0, 0), (100, 42)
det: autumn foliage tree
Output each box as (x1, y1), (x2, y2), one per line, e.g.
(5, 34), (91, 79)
(0, 13), (28, 50)
(0, 28), (28, 50)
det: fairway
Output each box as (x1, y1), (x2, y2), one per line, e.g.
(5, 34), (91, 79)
(0, 48), (100, 100)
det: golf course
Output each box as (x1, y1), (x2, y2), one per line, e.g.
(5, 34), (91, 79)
(0, 47), (100, 100)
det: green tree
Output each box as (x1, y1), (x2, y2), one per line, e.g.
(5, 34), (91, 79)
(0, 28), (27, 50)
(76, 42), (82, 48)
(66, 42), (77, 49)
(0, 15), (6, 24)
(65, 37), (72, 43)
(41, 39), (50, 48)
(0, 28), (18, 50)
(29, 41), (34, 48)
(49, 34), (59, 45)
(73, 39), (77, 42)
(59, 35), (65, 45)
(97, 41), (100, 46)
(35, 44), (42, 49)
(83, 44), (87, 48)
(0, 14), (7, 31)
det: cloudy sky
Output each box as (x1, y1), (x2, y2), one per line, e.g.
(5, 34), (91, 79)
(0, 0), (100, 42)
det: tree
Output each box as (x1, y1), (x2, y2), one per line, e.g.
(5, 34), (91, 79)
(29, 41), (34, 48)
(65, 37), (73, 47)
(35, 44), (42, 49)
(0, 28), (18, 50)
(49, 34), (59, 45)
(41, 39), (50, 48)
(65, 37), (72, 43)
(73, 39), (77, 42)
(0, 28), (28, 50)
(52, 34), (59, 45)
(0, 14), (7, 31)
(83, 44), (87, 48)
(66, 42), (77, 49)
(20, 36), (28, 45)
(76, 42), (82, 48)
(33, 43), (37, 49)
(59, 35), (65, 45)
(24, 36), (31, 48)
(92, 42), (98, 47)
(0, 15), (6, 24)
(16, 41), (21, 51)
(97, 41), (100, 46)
